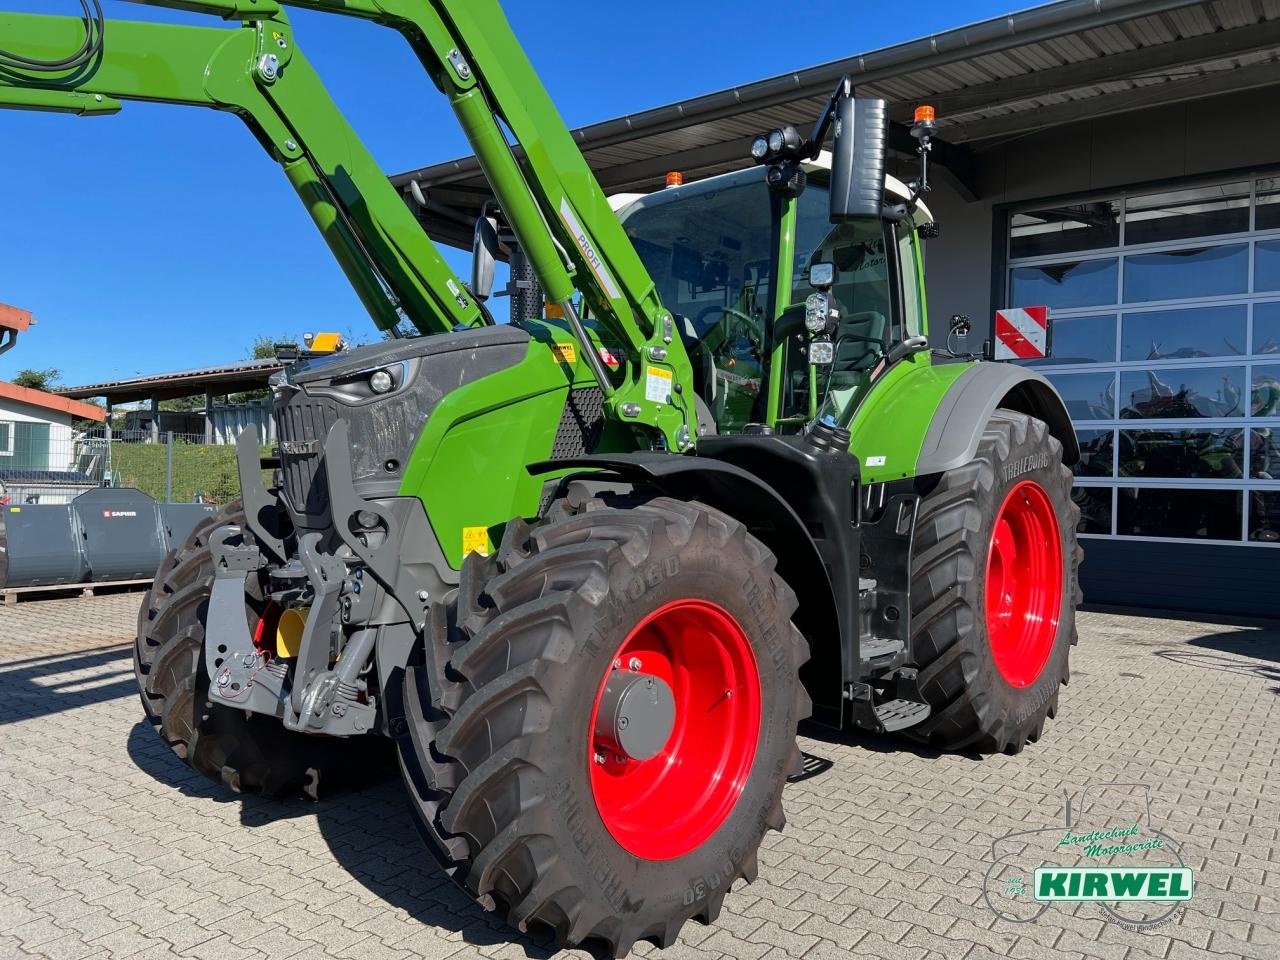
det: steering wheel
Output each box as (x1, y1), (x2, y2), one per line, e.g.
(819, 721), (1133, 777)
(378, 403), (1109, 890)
(694, 305), (762, 356)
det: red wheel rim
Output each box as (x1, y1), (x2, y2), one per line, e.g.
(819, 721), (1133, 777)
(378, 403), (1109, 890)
(984, 480), (1063, 688)
(589, 599), (761, 860)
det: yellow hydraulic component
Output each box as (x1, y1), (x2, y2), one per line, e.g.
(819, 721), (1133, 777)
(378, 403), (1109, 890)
(276, 607), (309, 658)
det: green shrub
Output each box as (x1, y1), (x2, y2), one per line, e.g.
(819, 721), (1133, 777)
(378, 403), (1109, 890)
(111, 442), (273, 504)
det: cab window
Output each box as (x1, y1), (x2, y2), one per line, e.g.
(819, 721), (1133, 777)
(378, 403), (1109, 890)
(781, 199), (901, 423)
(620, 170), (774, 432)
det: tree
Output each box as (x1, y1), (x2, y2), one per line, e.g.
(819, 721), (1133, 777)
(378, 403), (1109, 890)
(247, 334), (290, 361)
(11, 367), (61, 391)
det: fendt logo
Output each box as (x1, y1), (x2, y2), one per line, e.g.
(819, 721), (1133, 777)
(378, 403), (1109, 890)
(1034, 867), (1194, 902)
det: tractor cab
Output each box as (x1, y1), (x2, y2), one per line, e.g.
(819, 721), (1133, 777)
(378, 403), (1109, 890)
(614, 162), (932, 435)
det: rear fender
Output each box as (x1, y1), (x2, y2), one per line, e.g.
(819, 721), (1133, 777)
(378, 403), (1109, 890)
(848, 359), (1078, 483)
(917, 363), (1079, 475)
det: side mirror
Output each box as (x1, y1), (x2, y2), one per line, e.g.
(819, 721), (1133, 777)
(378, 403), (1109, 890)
(829, 96), (889, 222)
(471, 215), (500, 301)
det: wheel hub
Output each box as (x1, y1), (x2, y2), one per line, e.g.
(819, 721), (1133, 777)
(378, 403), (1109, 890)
(593, 670), (676, 762)
(588, 599), (761, 861)
(984, 479), (1063, 688)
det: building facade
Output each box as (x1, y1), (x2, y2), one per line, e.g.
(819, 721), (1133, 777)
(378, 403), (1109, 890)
(927, 83), (1280, 616)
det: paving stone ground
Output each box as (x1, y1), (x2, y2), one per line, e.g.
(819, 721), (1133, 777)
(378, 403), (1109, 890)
(0, 590), (1277, 960)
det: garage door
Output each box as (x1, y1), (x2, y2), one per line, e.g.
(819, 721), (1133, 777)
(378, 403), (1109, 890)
(1005, 176), (1280, 561)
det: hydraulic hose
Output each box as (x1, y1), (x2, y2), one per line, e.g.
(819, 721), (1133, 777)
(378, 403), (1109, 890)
(0, 0), (104, 73)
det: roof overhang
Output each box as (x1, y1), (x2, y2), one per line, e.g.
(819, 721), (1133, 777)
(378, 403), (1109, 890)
(58, 360), (284, 405)
(392, 0), (1280, 246)
(0, 381), (104, 422)
(0, 303), (32, 333)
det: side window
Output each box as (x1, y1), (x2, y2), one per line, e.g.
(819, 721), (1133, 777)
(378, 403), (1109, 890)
(0, 422), (11, 457)
(898, 222), (925, 339)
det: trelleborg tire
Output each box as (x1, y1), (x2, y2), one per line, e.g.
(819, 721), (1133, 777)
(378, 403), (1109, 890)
(396, 493), (810, 956)
(905, 409), (1082, 754)
(134, 501), (374, 797)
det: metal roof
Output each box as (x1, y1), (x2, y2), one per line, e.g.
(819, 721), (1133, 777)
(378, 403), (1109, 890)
(393, 0), (1280, 246)
(57, 358), (283, 405)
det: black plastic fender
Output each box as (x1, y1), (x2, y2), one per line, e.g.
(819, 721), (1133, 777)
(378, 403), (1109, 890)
(919, 363), (1080, 476)
(528, 451), (845, 724)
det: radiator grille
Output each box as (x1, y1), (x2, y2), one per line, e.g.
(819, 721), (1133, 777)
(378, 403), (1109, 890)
(275, 394), (339, 526)
(551, 388), (606, 459)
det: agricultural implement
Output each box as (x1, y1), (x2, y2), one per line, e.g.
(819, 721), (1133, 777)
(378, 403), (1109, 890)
(0, 1), (1081, 953)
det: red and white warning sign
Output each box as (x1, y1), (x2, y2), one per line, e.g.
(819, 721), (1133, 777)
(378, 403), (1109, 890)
(994, 306), (1051, 361)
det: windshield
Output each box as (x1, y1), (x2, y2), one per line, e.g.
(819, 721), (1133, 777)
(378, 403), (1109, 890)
(620, 170), (774, 432)
(620, 169), (914, 432)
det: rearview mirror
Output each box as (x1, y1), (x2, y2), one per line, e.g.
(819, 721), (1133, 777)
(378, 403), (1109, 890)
(471, 215), (500, 301)
(829, 96), (888, 222)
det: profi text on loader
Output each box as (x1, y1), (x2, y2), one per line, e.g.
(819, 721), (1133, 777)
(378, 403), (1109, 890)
(0, 1), (1081, 954)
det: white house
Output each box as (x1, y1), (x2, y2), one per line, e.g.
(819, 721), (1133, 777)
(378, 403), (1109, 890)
(0, 380), (105, 474)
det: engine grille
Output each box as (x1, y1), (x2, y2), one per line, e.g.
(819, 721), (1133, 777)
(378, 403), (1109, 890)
(275, 393), (339, 527)
(551, 388), (606, 459)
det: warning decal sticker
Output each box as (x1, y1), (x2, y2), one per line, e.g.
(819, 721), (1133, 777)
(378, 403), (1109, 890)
(462, 526), (491, 558)
(644, 366), (673, 404)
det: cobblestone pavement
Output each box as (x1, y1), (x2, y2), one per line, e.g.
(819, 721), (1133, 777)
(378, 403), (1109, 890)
(1, 591), (1276, 960)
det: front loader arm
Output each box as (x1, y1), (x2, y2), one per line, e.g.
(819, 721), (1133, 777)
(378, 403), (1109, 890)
(273, 0), (698, 449)
(0, 7), (482, 335)
(2, 0), (697, 449)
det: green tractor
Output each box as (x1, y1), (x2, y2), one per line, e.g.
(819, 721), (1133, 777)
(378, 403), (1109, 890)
(1, 1), (1080, 954)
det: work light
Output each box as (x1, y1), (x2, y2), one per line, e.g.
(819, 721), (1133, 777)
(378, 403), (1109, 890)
(805, 292), (830, 333)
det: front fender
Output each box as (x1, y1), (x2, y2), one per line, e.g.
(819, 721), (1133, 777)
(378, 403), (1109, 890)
(528, 452), (845, 724)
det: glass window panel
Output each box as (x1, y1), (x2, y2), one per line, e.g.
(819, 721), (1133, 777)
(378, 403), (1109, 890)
(1249, 491), (1280, 543)
(1072, 487), (1112, 535)
(1122, 244), (1248, 303)
(1258, 178), (1280, 232)
(1010, 201), (1120, 259)
(1251, 428), (1279, 480)
(1256, 239), (1280, 292)
(1117, 487), (1243, 540)
(1121, 305), (1246, 362)
(1118, 428), (1245, 480)
(1124, 182), (1250, 245)
(1046, 372), (1116, 421)
(1010, 258), (1117, 310)
(1253, 365), (1280, 417)
(1027, 313), (1115, 366)
(1075, 430), (1114, 477)
(1119, 367), (1246, 419)
(1256, 302), (1280, 355)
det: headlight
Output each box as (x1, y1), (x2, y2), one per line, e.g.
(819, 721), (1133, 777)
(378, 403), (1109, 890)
(809, 340), (834, 365)
(369, 369), (394, 394)
(805, 292), (830, 333)
(750, 136), (769, 161)
(768, 129), (784, 155)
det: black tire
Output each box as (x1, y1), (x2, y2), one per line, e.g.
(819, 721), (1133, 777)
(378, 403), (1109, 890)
(396, 491), (810, 956)
(135, 502), (377, 797)
(905, 410), (1081, 753)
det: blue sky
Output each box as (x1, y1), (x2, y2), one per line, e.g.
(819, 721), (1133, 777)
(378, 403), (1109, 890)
(0, 0), (1017, 389)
